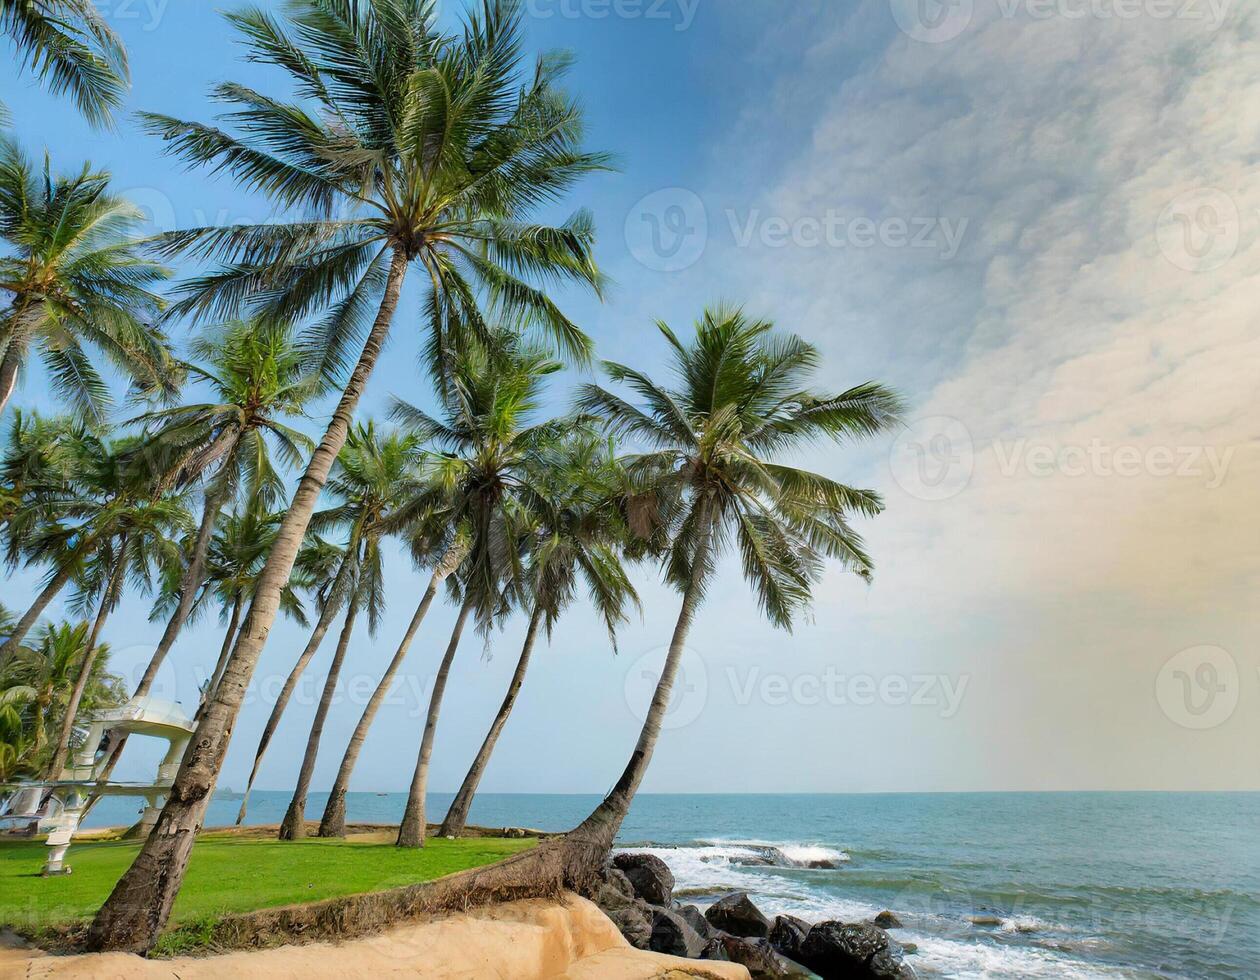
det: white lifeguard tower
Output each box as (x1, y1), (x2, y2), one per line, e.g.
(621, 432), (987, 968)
(0, 696), (196, 875)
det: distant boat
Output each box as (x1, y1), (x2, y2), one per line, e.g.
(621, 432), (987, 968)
(214, 787), (245, 801)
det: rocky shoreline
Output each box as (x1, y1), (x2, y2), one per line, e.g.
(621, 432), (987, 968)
(594, 852), (916, 979)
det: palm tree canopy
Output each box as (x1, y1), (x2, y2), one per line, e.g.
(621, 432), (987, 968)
(144, 0), (610, 384)
(127, 318), (319, 506)
(578, 305), (904, 629)
(0, 0), (130, 128)
(0, 139), (175, 420)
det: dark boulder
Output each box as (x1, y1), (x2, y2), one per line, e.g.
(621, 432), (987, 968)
(702, 934), (799, 978)
(677, 904), (717, 940)
(591, 865), (639, 915)
(612, 852), (675, 906)
(704, 891), (772, 938)
(650, 907), (707, 959)
(804, 858), (839, 869)
(606, 904), (652, 950)
(799, 921), (915, 979)
(769, 914), (811, 959)
(873, 910), (903, 929)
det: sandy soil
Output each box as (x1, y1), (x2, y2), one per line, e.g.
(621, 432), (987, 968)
(2, 895), (749, 980)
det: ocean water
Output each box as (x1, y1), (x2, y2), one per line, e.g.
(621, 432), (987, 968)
(85, 791), (1258, 979)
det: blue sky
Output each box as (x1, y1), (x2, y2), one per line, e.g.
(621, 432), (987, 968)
(2, 1), (1256, 795)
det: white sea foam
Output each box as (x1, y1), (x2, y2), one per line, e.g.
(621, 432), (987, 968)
(907, 935), (1149, 979)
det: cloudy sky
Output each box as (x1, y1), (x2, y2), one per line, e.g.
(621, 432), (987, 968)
(2, 0), (1256, 796)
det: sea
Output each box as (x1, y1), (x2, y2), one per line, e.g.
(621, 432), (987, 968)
(85, 791), (1258, 979)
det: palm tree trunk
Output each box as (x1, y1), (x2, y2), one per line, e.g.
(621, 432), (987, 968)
(0, 352), (19, 418)
(439, 603), (544, 837)
(135, 452), (237, 699)
(396, 596), (474, 848)
(279, 603), (358, 841)
(44, 534), (130, 781)
(87, 247), (409, 954)
(235, 528), (360, 826)
(318, 542), (465, 838)
(0, 542), (92, 666)
(204, 595), (244, 706)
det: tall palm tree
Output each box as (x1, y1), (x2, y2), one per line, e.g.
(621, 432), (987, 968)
(129, 319), (317, 697)
(392, 339), (572, 848)
(90, 2), (605, 949)
(0, 138), (174, 419)
(278, 421), (422, 840)
(438, 433), (638, 837)
(0, 0), (129, 128)
(551, 307), (902, 866)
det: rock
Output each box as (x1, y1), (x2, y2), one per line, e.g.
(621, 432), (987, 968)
(591, 865), (640, 915)
(502, 827), (529, 838)
(677, 904), (717, 940)
(873, 910), (903, 929)
(650, 907), (708, 959)
(799, 921), (914, 979)
(704, 891), (772, 938)
(702, 934), (798, 978)
(606, 904), (652, 950)
(969, 914), (1002, 927)
(612, 853), (675, 906)
(769, 914), (811, 959)
(805, 859), (838, 869)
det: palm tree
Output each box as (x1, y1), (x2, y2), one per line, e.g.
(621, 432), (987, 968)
(128, 319), (317, 697)
(277, 421), (422, 840)
(392, 338), (573, 848)
(0, 138), (174, 419)
(548, 307), (902, 867)
(40, 432), (190, 779)
(0, 0), (129, 128)
(438, 433), (638, 837)
(90, 2), (605, 949)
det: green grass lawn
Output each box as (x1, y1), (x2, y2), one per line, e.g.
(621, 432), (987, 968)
(0, 831), (536, 935)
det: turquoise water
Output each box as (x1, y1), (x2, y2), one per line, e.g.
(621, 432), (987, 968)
(87, 791), (1258, 978)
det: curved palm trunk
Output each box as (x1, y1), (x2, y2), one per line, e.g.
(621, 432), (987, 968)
(318, 543), (465, 838)
(439, 603), (543, 837)
(279, 603), (358, 841)
(87, 248), (408, 954)
(203, 595), (244, 707)
(396, 597), (474, 848)
(135, 453), (237, 699)
(44, 535), (130, 780)
(235, 539), (358, 826)
(0, 355), (19, 418)
(0, 543), (93, 666)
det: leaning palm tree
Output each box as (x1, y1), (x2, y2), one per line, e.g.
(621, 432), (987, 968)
(277, 421), (422, 840)
(128, 319), (317, 697)
(0, 0), (129, 128)
(438, 433), (638, 837)
(0, 138), (174, 419)
(392, 338), (572, 848)
(89, 1), (605, 949)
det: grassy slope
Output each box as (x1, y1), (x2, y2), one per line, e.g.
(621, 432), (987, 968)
(0, 831), (536, 933)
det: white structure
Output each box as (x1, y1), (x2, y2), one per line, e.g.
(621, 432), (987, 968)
(0, 697), (195, 875)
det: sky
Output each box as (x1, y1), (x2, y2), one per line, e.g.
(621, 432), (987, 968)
(1, 0), (1257, 796)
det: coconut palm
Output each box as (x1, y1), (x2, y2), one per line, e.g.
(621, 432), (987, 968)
(0, 139), (174, 419)
(391, 338), (575, 848)
(277, 421), (423, 840)
(128, 319), (317, 697)
(90, 1), (605, 948)
(0, 0), (129, 128)
(437, 433), (638, 837)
